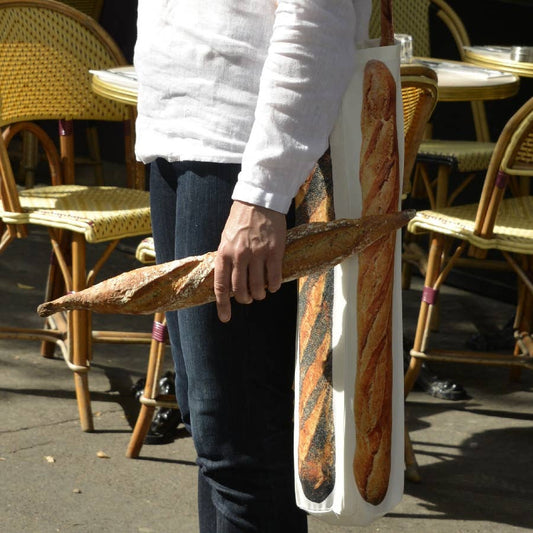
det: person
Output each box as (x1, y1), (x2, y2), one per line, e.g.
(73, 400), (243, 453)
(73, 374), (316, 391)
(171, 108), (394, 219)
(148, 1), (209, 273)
(134, 1), (371, 531)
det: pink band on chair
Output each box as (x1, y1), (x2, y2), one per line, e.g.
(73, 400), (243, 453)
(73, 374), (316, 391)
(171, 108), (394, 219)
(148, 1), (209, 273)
(152, 321), (168, 343)
(495, 170), (509, 189)
(422, 286), (438, 305)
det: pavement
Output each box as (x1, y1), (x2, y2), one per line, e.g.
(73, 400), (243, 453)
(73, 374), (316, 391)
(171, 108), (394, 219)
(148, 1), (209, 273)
(1, 178), (532, 532)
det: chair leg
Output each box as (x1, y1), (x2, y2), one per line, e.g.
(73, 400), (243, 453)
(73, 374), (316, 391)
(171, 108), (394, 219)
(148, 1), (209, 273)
(404, 425), (420, 483)
(403, 235), (446, 479)
(20, 130), (38, 188)
(85, 125), (104, 185)
(126, 312), (172, 458)
(511, 257), (533, 381)
(73, 369), (93, 432)
(126, 404), (156, 459)
(41, 232), (69, 358)
(404, 236), (444, 396)
(71, 234), (93, 432)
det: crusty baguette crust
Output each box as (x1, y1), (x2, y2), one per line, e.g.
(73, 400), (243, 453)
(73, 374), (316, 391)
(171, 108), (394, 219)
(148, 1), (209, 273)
(37, 210), (413, 318)
(296, 157), (336, 502)
(354, 59), (399, 505)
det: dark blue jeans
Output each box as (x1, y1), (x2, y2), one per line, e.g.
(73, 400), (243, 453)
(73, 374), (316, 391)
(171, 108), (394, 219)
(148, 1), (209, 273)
(149, 159), (307, 533)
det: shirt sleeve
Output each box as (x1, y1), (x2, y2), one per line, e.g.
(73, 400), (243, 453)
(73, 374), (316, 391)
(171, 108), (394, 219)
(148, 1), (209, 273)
(232, 0), (370, 213)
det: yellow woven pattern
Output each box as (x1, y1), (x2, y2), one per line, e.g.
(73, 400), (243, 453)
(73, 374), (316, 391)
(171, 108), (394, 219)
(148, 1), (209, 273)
(408, 196), (533, 254)
(402, 83), (436, 137)
(369, 0), (431, 56)
(402, 86), (421, 137)
(514, 130), (533, 167)
(0, 3), (127, 125)
(1, 185), (152, 243)
(135, 236), (156, 265)
(419, 140), (495, 172)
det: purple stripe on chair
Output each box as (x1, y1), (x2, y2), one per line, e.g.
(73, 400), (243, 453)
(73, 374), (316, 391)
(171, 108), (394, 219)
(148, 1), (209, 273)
(422, 286), (438, 304)
(152, 321), (168, 343)
(495, 170), (509, 189)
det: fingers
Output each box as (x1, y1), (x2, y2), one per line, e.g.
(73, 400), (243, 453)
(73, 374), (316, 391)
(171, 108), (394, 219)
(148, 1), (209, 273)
(247, 257), (267, 301)
(265, 251), (283, 294)
(214, 201), (286, 322)
(214, 253), (232, 323)
(231, 260), (254, 304)
(215, 253), (266, 323)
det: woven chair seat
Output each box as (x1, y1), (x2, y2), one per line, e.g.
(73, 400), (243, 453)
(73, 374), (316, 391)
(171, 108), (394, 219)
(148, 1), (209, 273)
(135, 236), (156, 264)
(418, 140), (496, 172)
(1, 185), (151, 243)
(408, 196), (533, 254)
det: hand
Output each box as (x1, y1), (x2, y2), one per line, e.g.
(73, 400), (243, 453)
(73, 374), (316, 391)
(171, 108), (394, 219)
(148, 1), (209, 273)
(214, 201), (287, 322)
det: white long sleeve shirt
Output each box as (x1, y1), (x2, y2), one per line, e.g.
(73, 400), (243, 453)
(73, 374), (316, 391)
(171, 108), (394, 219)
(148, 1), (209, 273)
(134, 0), (371, 213)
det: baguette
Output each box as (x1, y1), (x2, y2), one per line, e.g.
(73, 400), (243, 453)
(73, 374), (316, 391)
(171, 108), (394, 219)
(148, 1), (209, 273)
(37, 211), (413, 318)
(353, 59), (399, 505)
(296, 155), (336, 502)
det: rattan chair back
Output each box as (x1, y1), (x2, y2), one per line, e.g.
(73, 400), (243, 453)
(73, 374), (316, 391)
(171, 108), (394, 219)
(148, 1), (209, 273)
(0, 0), (127, 127)
(408, 96), (533, 250)
(400, 64), (439, 196)
(475, 96), (533, 240)
(370, 0), (432, 57)
(370, 0), (470, 59)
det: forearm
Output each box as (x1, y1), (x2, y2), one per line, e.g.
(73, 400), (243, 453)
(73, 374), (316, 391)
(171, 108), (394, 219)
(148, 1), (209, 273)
(233, 0), (370, 213)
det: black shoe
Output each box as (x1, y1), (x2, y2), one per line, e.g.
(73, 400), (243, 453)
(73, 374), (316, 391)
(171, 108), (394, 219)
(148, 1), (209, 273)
(131, 377), (146, 401)
(403, 339), (468, 401)
(131, 373), (182, 444)
(144, 407), (182, 445)
(145, 371), (182, 445)
(415, 362), (468, 401)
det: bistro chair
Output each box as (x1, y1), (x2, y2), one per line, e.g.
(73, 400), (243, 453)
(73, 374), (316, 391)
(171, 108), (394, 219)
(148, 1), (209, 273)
(124, 65), (440, 459)
(403, 96), (533, 479)
(0, 0), (153, 432)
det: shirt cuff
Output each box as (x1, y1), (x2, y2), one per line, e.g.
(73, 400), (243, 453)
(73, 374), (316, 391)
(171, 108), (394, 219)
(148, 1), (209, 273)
(231, 180), (293, 214)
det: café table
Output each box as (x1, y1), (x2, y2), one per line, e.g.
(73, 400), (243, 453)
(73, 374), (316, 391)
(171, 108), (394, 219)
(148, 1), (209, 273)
(91, 66), (138, 105)
(91, 59), (521, 106)
(91, 60), (520, 210)
(91, 67), (145, 188)
(464, 45), (533, 79)
(411, 56), (520, 101)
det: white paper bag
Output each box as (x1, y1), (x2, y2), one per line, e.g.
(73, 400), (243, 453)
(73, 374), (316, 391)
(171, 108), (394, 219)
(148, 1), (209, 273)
(294, 37), (405, 526)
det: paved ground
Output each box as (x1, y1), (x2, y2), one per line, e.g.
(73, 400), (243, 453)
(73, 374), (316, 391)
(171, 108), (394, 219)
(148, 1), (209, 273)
(1, 221), (532, 532)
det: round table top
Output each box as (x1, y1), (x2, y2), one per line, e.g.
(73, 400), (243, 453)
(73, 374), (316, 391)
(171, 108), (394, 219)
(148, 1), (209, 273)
(92, 59), (520, 107)
(464, 46), (533, 78)
(412, 57), (520, 101)
(91, 66), (138, 106)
